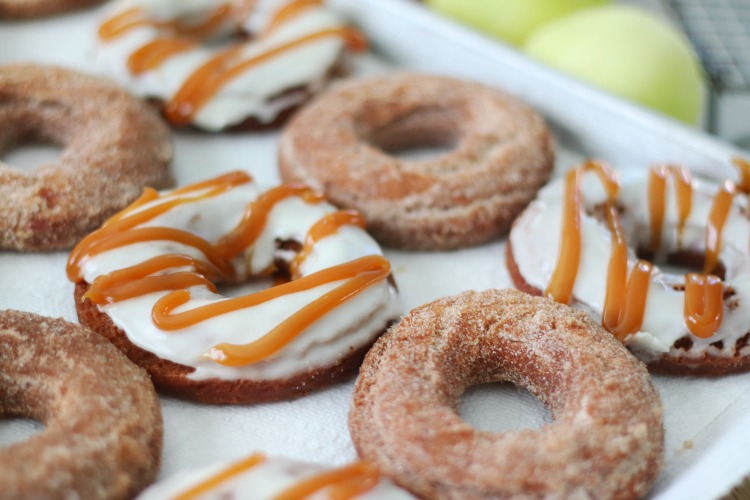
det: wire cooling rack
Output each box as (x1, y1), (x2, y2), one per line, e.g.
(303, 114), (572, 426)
(665, 0), (750, 91)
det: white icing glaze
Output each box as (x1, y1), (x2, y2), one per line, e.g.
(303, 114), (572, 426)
(137, 455), (416, 499)
(75, 176), (401, 381)
(509, 168), (750, 360)
(95, 0), (352, 130)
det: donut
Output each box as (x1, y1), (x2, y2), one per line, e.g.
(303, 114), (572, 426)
(67, 171), (402, 404)
(0, 0), (100, 18)
(507, 159), (750, 375)
(0, 309), (162, 499)
(0, 64), (173, 251)
(278, 73), (554, 250)
(94, 0), (367, 132)
(138, 454), (415, 499)
(349, 289), (664, 499)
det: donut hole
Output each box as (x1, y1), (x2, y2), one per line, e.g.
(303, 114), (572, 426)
(1, 142), (64, 173)
(459, 381), (552, 432)
(589, 204), (727, 278)
(359, 106), (463, 162)
(636, 248), (727, 281)
(0, 417), (45, 448)
(217, 239), (300, 296)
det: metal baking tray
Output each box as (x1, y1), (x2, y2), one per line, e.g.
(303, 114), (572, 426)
(1, 1), (749, 498)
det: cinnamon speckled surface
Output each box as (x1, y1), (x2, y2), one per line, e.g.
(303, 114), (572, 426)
(0, 310), (163, 499)
(0, 64), (173, 251)
(350, 289), (664, 499)
(279, 73), (554, 250)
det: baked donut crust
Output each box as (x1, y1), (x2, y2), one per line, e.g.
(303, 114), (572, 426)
(279, 73), (554, 250)
(0, 309), (162, 499)
(0, 0), (100, 18)
(349, 289), (664, 499)
(75, 281), (391, 404)
(0, 64), (173, 251)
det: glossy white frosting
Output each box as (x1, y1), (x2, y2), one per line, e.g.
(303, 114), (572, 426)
(509, 168), (750, 361)
(95, 0), (350, 130)
(137, 455), (416, 499)
(78, 180), (401, 381)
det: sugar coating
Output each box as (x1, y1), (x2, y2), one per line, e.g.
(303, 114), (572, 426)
(0, 64), (173, 250)
(0, 309), (163, 499)
(349, 289), (664, 499)
(279, 73), (554, 250)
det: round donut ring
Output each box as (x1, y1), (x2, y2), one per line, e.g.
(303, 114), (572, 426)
(507, 161), (750, 375)
(0, 310), (162, 499)
(349, 289), (664, 499)
(0, 0), (101, 18)
(68, 171), (401, 404)
(0, 64), (173, 251)
(279, 73), (554, 250)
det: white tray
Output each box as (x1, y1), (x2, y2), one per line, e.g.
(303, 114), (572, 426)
(1, 2), (749, 499)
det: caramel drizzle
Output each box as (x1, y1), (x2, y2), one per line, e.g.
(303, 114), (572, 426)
(289, 210), (366, 279)
(601, 204), (653, 340)
(545, 161), (618, 304)
(704, 180), (736, 274)
(684, 273), (724, 338)
(68, 172), (388, 366)
(213, 185), (324, 261)
(67, 171), (252, 282)
(173, 453), (267, 500)
(163, 26), (367, 126)
(165, 254), (390, 366)
(263, 0), (324, 36)
(98, 4), (232, 41)
(275, 461), (380, 500)
(732, 157), (750, 194)
(84, 254), (222, 305)
(648, 165), (693, 251)
(172, 455), (378, 500)
(102, 1), (366, 126)
(546, 161), (732, 340)
(128, 38), (198, 74)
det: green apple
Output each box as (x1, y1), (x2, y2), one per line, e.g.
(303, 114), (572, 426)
(523, 5), (706, 124)
(424, 0), (610, 46)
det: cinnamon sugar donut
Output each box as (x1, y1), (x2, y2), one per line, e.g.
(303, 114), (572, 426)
(94, 0), (366, 131)
(349, 289), (664, 499)
(0, 0), (100, 18)
(68, 171), (401, 404)
(507, 160), (750, 375)
(0, 64), (173, 251)
(0, 310), (162, 499)
(279, 73), (554, 250)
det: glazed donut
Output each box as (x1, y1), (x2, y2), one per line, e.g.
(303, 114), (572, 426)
(507, 160), (750, 375)
(349, 289), (664, 499)
(138, 454), (415, 499)
(95, 0), (366, 131)
(68, 171), (401, 404)
(0, 310), (162, 499)
(0, 64), (173, 251)
(278, 73), (554, 250)
(0, 0), (100, 18)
